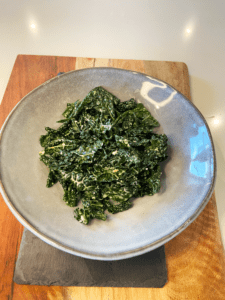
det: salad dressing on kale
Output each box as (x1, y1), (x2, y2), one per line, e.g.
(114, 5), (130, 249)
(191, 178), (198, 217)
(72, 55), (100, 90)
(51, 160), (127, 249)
(39, 87), (168, 224)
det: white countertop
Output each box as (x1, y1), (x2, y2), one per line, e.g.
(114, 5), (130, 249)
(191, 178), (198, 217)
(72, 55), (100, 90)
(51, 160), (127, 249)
(1, 0), (225, 247)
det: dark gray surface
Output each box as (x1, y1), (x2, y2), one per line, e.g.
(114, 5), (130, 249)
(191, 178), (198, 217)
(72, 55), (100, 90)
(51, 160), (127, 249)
(13, 229), (167, 287)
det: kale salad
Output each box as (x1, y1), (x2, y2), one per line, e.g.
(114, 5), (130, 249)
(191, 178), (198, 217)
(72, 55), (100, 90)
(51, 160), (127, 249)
(39, 87), (168, 225)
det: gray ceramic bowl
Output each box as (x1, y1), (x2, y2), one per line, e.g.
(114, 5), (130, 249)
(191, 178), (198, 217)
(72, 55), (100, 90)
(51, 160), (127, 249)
(0, 68), (216, 260)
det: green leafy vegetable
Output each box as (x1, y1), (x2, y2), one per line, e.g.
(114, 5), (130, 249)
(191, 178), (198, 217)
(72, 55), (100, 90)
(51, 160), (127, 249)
(39, 86), (168, 224)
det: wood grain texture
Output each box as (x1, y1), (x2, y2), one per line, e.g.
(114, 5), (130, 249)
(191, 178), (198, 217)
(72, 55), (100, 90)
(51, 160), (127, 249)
(0, 55), (224, 300)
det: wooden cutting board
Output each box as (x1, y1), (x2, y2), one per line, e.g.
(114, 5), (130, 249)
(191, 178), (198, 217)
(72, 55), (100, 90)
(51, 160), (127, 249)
(1, 55), (225, 300)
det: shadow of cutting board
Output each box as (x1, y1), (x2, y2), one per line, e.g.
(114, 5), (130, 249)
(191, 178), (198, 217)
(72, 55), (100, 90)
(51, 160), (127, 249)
(0, 55), (225, 300)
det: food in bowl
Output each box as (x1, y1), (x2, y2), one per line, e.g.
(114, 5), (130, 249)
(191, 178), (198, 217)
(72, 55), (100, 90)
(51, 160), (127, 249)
(39, 87), (168, 224)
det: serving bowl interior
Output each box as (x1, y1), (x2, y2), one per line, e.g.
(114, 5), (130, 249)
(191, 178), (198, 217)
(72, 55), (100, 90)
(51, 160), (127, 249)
(0, 68), (216, 260)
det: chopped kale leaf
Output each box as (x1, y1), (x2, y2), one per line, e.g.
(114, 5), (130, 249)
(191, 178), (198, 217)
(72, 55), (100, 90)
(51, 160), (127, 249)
(39, 86), (168, 224)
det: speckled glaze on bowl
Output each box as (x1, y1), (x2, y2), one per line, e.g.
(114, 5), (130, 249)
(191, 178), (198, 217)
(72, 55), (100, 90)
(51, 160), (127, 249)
(0, 68), (216, 260)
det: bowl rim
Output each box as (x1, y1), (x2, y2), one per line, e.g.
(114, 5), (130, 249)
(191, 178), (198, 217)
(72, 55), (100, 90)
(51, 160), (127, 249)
(0, 67), (217, 260)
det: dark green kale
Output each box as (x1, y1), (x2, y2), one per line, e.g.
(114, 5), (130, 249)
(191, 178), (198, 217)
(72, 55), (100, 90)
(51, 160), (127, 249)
(39, 86), (168, 225)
